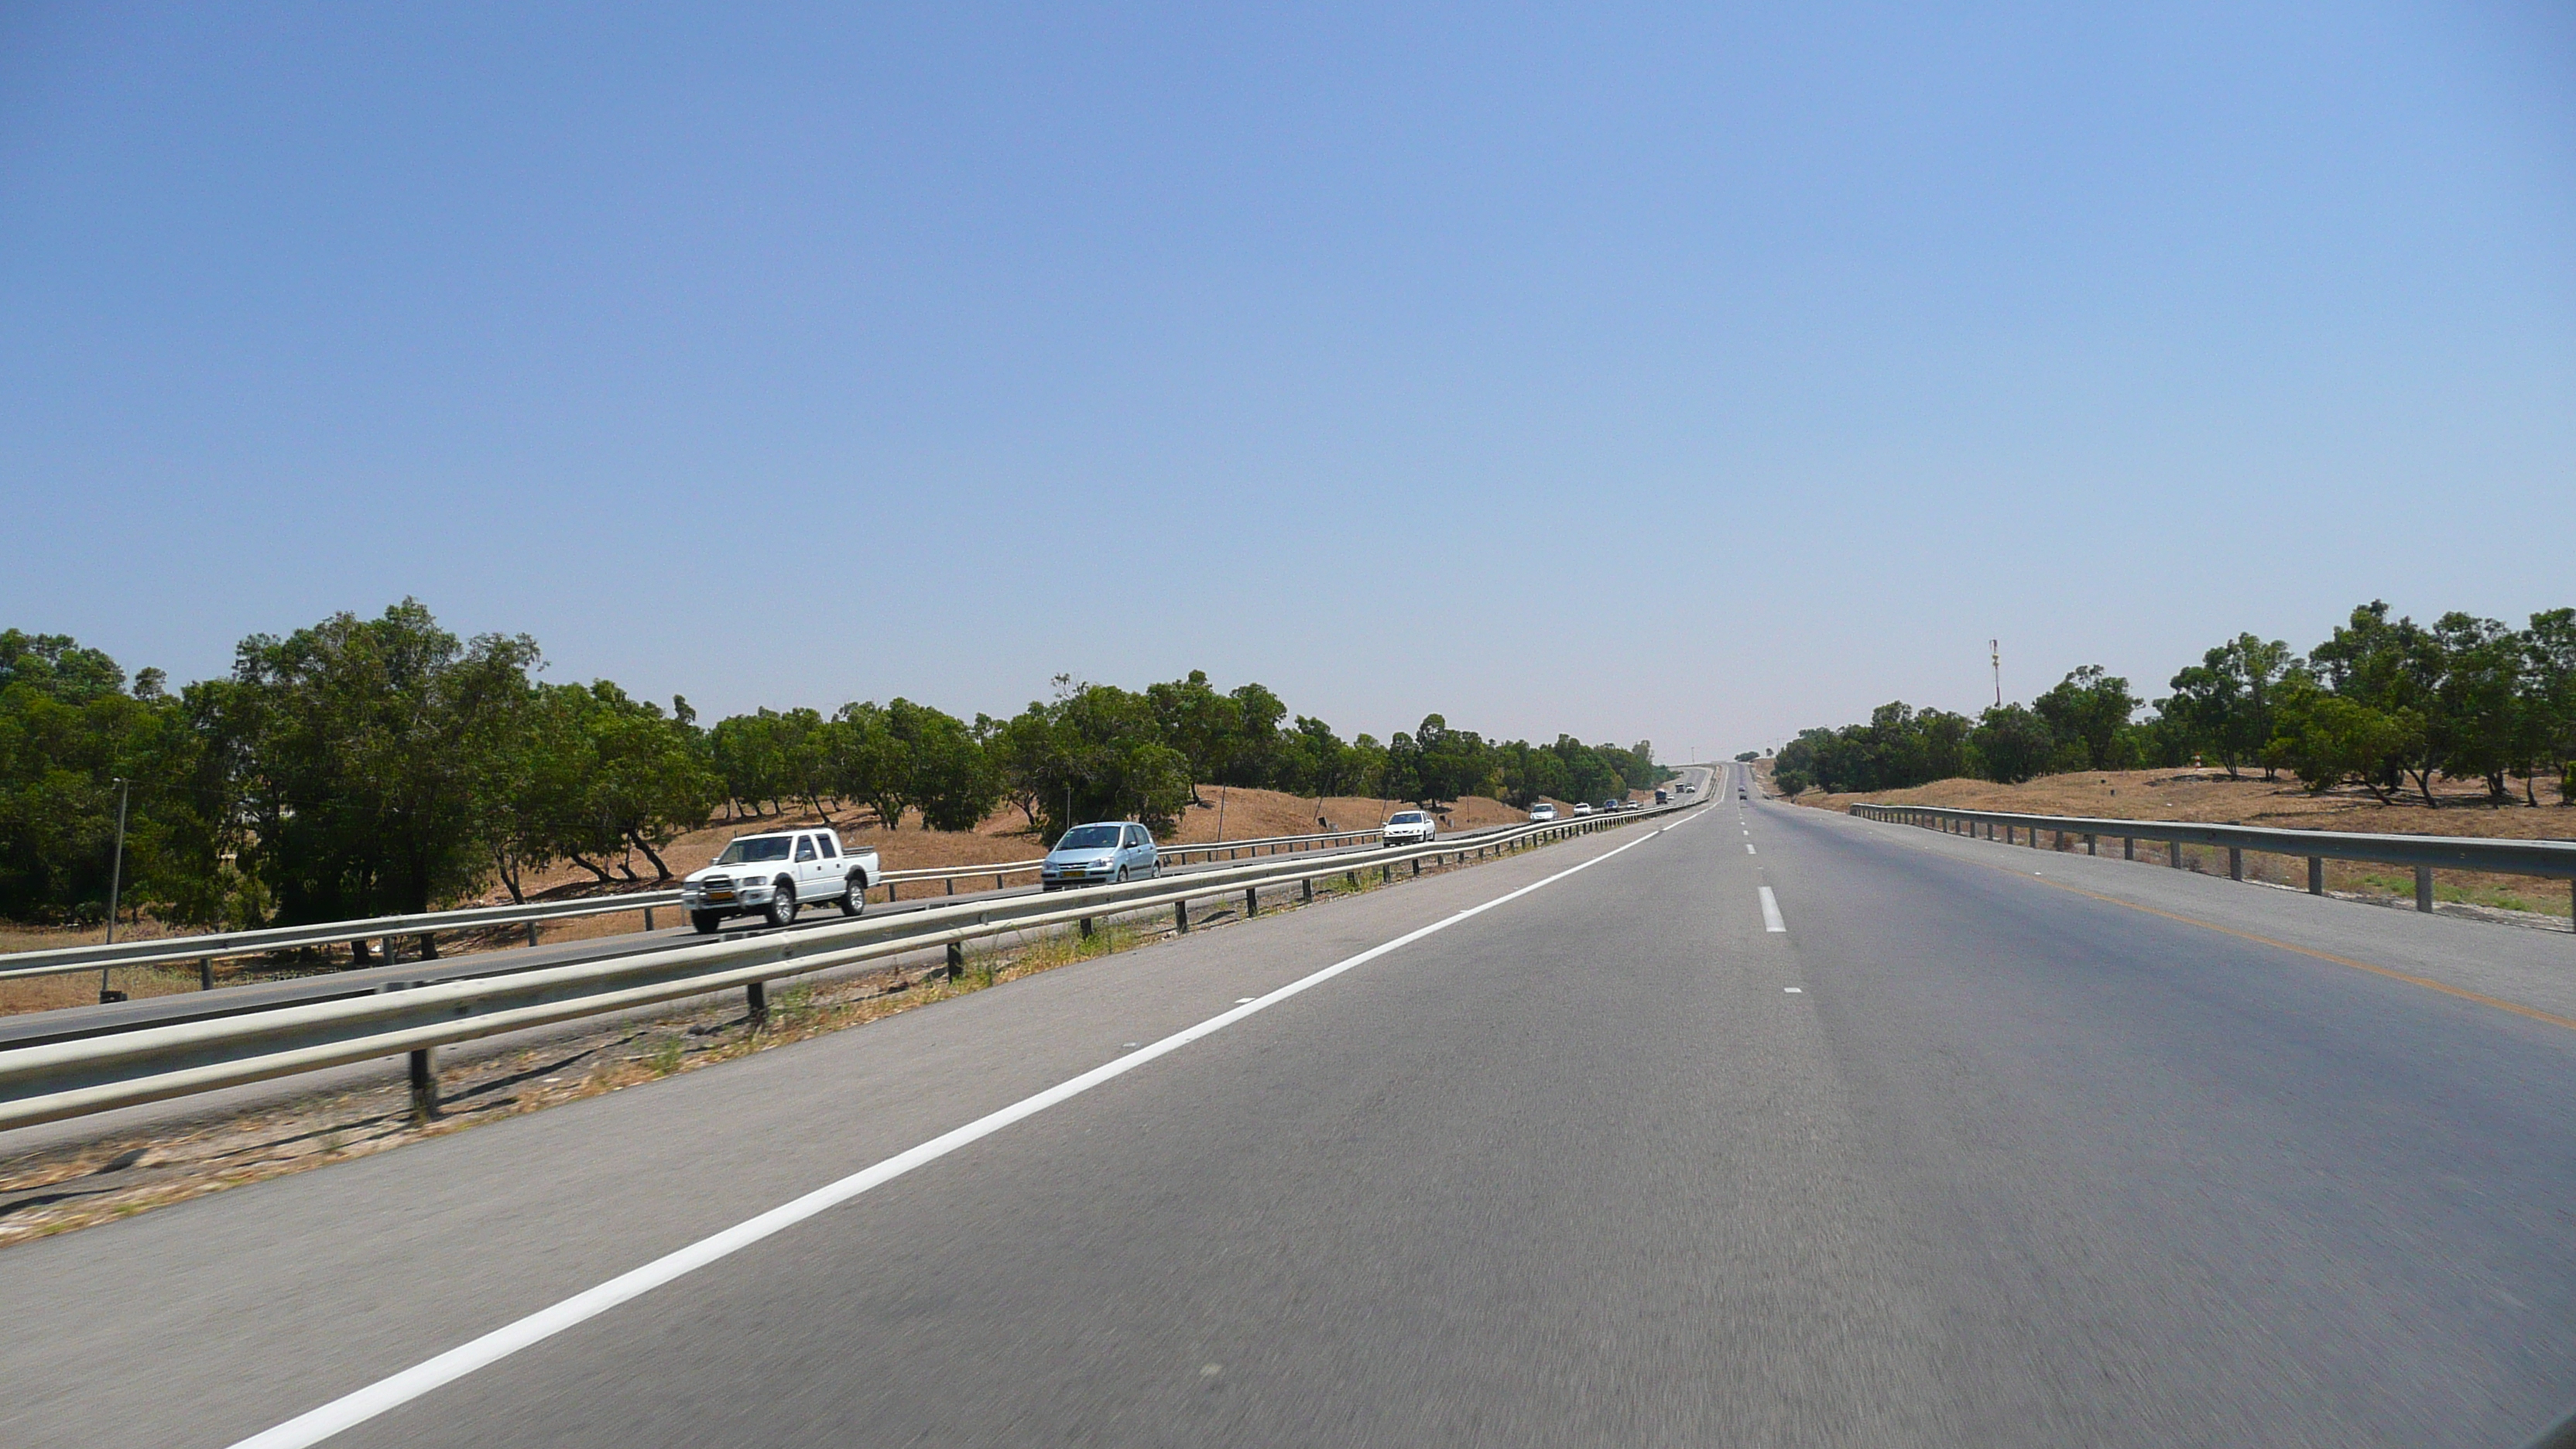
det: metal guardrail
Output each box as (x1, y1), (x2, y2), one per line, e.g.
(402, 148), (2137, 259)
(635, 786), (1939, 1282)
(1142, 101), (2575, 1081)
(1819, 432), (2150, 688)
(873, 825), (1394, 896)
(1848, 802), (2576, 926)
(0, 791), (1706, 1132)
(0, 892), (690, 981)
(0, 824), (1419, 984)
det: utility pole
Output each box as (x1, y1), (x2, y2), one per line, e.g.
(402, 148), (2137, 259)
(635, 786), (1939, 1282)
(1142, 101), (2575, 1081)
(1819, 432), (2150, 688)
(1991, 640), (2002, 708)
(100, 776), (130, 1004)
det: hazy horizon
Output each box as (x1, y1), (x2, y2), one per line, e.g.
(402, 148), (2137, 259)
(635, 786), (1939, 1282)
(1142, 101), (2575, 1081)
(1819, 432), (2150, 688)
(4, 3), (2569, 756)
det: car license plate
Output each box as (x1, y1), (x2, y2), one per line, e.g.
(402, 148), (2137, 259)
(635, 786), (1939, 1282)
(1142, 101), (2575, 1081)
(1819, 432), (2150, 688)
(707, 889), (735, 903)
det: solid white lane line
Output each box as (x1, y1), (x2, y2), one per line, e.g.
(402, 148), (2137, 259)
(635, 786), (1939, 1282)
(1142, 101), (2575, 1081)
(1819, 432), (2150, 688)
(1759, 886), (1786, 933)
(229, 824), (1670, 1449)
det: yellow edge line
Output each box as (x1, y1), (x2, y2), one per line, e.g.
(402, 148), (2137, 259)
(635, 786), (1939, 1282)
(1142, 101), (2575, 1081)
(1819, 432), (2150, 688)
(1918, 833), (2576, 1034)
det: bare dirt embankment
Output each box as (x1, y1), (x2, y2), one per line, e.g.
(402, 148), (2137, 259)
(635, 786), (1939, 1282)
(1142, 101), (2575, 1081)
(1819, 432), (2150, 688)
(1780, 767), (2576, 923)
(0, 787), (1537, 1013)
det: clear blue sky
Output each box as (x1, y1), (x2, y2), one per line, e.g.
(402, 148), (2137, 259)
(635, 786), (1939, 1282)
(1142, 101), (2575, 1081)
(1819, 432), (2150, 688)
(3, 2), (2570, 759)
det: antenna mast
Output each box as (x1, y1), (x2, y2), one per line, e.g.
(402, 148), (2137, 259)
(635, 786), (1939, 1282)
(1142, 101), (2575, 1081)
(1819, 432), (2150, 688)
(1991, 639), (2001, 707)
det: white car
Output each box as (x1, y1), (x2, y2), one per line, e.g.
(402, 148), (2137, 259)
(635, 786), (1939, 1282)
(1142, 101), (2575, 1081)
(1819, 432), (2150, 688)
(1381, 809), (1438, 846)
(1527, 803), (1559, 823)
(1573, 802), (1595, 817)
(681, 828), (879, 932)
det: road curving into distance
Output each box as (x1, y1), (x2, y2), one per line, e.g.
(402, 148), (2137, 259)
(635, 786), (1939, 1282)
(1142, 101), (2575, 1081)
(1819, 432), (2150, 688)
(3, 762), (2571, 1447)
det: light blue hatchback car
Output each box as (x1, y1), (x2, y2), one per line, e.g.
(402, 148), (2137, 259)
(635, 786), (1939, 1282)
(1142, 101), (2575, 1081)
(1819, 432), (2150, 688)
(1041, 821), (1163, 891)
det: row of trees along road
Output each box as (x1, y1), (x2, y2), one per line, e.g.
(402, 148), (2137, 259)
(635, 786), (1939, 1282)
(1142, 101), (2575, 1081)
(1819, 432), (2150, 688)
(1772, 601), (2576, 807)
(0, 601), (1669, 932)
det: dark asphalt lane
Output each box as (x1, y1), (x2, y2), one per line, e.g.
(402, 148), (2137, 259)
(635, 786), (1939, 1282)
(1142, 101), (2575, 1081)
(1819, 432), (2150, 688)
(335, 769), (2576, 1447)
(9, 763), (2575, 1446)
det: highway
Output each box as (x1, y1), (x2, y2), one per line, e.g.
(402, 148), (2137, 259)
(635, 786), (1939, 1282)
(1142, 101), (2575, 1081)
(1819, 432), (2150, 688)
(3, 762), (2572, 1446)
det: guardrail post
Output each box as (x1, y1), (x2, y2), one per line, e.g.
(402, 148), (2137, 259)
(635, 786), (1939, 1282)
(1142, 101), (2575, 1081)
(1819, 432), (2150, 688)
(409, 1046), (439, 1125)
(2168, 841), (2184, 870)
(1411, 858), (1422, 877)
(1081, 916), (1094, 939)
(996, 874), (1005, 891)
(2308, 857), (2324, 894)
(2415, 866), (2434, 913)
(747, 980), (769, 1027)
(2084, 834), (2097, 856)
(1301, 879), (1314, 903)
(198, 957), (214, 991)
(2228, 848), (2243, 882)
(526, 922), (540, 948)
(643, 907), (655, 932)
(2124, 836), (2136, 860)
(945, 942), (964, 978)
(888, 881), (899, 903)
(1174, 901), (1190, 934)
(1244, 886), (1259, 918)
(946, 877), (955, 896)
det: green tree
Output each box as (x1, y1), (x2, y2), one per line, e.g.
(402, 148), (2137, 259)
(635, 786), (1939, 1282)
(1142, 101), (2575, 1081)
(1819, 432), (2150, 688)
(2269, 681), (2424, 804)
(2523, 609), (2576, 804)
(1147, 670), (1239, 804)
(828, 701), (909, 830)
(2031, 666), (2137, 772)
(2308, 601), (2446, 806)
(2426, 613), (2523, 803)
(1277, 715), (1353, 798)
(1970, 704), (2056, 785)
(888, 697), (999, 831)
(0, 632), (207, 925)
(2163, 635), (2296, 779)
(204, 601), (540, 930)
(1005, 677), (1194, 838)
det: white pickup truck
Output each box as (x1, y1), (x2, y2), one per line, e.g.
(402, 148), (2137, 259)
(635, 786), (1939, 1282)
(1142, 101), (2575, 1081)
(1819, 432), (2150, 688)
(680, 827), (879, 933)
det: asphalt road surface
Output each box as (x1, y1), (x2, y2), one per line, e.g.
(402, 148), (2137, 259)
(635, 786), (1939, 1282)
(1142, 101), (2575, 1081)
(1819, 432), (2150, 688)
(4, 763), (2571, 1447)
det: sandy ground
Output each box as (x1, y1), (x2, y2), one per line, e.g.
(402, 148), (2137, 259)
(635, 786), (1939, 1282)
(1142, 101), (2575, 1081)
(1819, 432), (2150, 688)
(1776, 765), (2576, 922)
(1, 786), (1539, 1014)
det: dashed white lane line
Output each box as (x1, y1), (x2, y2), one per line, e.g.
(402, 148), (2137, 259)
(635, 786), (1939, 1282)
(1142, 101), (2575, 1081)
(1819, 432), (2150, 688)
(1745, 842), (1756, 855)
(1783, 986), (1804, 994)
(1759, 886), (1786, 933)
(226, 822), (1673, 1449)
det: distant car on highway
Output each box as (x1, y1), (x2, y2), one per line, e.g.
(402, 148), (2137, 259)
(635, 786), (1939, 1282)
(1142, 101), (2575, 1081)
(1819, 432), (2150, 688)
(1572, 802), (1595, 817)
(683, 828), (878, 933)
(1600, 799), (1627, 814)
(1527, 803), (1558, 823)
(1042, 822), (1162, 890)
(1381, 809), (1438, 847)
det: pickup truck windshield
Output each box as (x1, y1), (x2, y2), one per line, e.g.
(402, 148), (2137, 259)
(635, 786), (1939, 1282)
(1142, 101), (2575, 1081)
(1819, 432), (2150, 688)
(1055, 826), (1122, 851)
(716, 838), (793, 864)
